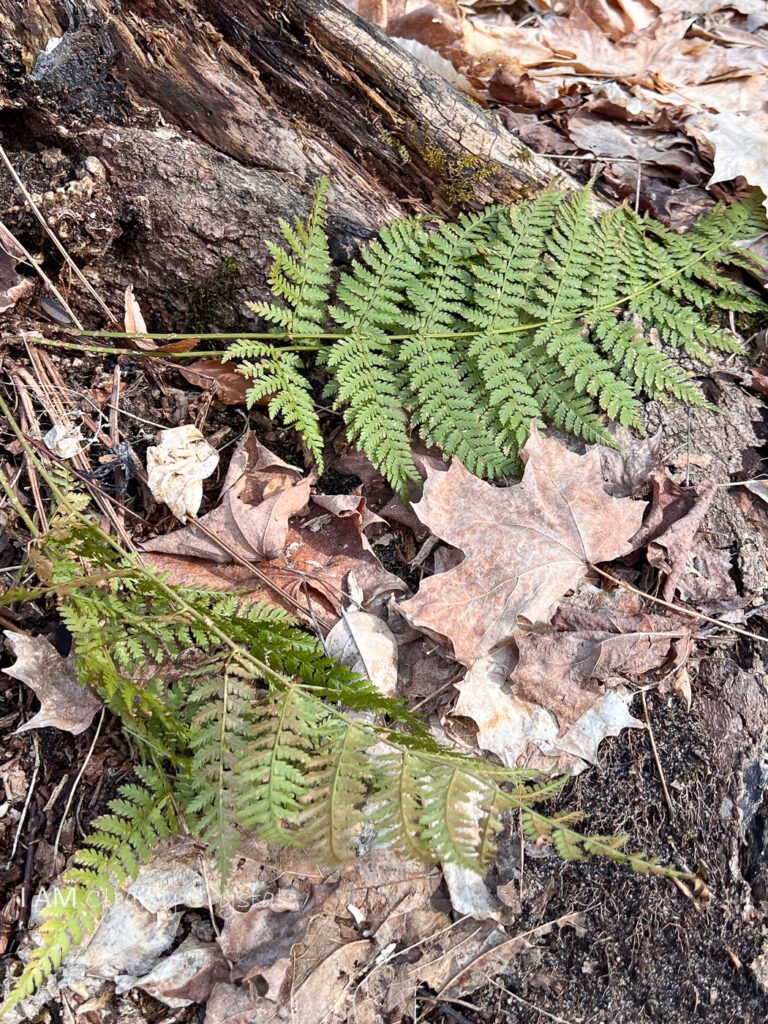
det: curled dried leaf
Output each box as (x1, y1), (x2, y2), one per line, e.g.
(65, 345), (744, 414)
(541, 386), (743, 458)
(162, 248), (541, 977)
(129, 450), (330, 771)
(146, 425), (220, 522)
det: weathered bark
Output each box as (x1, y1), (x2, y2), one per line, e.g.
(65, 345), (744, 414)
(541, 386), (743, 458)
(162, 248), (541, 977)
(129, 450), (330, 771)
(0, 0), (579, 329)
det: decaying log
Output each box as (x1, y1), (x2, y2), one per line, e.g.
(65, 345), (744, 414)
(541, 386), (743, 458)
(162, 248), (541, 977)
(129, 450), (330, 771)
(0, 0), (584, 328)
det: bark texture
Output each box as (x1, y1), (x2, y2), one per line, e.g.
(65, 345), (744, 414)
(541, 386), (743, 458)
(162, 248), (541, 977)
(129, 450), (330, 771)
(0, 0), (577, 328)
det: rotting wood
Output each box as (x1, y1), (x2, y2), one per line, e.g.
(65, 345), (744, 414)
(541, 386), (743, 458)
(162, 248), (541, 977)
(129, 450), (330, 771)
(0, 0), (592, 328)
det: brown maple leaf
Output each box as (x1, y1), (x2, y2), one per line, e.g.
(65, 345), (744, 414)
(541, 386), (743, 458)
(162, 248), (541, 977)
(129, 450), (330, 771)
(512, 622), (689, 733)
(399, 429), (646, 665)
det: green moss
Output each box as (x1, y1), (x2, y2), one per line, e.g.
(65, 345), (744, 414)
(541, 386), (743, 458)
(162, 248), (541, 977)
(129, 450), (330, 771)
(377, 126), (411, 164)
(419, 141), (494, 207)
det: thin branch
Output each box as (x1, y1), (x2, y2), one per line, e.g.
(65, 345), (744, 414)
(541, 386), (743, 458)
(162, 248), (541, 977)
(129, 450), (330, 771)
(11, 735), (40, 860)
(53, 708), (106, 863)
(641, 690), (675, 820)
(590, 564), (768, 645)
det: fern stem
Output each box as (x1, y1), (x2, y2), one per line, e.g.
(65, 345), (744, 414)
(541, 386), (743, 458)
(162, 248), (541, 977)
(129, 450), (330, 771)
(0, 570), (140, 606)
(524, 810), (694, 881)
(216, 659), (234, 857)
(47, 227), (748, 352)
(0, 396), (295, 690)
(38, 336), (326, 358)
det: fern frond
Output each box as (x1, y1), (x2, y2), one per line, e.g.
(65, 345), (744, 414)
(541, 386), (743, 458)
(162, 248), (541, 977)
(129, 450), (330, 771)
(247, 176), (331, 336)
(591, 316), (711, 406)
(237, 179), (766, 492)
(300, 717), (376, 863)
(327, 218), (425, 496)
(232, 177), (330, 471)
(399, 209), (513, 478)
(184, 660), (256, 878)
(237, 687), (322, 845)
(520, 810), (682, 879)
(417, 764), (507, 870)
(0, 768), (176, 1017)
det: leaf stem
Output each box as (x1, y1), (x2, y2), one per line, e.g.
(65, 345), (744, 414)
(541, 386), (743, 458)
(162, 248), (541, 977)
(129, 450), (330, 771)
(40, 228), (749, 356)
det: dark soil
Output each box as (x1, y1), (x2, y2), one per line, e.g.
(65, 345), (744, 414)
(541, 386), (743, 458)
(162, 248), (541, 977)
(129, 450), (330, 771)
(423, 649), (768, 1024)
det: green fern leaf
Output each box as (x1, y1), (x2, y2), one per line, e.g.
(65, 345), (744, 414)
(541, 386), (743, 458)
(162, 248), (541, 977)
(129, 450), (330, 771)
(234, 180), (766, 493)
(248, 175), (332, 336)
(184, 662), (257, 879)
(399, 209), (514, 477)
(0, 768), (176, 1017)
(229, 342), (324, 469)
(327, 218), (425, 496)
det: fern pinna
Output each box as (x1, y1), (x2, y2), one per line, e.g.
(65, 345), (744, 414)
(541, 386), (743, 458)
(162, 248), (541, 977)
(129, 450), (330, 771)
(0, 481), (693, 1016)
(0, 767), (176, 1017)
(231, 180), (766, 495)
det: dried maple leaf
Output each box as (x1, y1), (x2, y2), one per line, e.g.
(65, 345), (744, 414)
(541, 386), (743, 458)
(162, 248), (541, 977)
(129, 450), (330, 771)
(399, 429), (646, 665)
(452, 648), (643, 772)
(512, 622), (689, 732)
(4, 631), (102, 735)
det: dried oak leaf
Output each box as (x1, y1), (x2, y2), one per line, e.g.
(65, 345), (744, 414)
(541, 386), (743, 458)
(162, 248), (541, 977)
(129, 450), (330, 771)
(4, 631), (102, 735)
(600, 428), (662, 498)
(116, 936), (229, 1008)
(204, 982), (270, 1024)
(512, 619), (690, 732)
(399, 429), (646, 665)
(219, 884), (323, 991)
(640, 476), (719, 600)
(142, 439), (406, 619)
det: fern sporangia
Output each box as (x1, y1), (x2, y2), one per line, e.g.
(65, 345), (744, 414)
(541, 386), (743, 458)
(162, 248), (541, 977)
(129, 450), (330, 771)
(231, 178), (767, 495)
(0, 438), (696, 1016)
